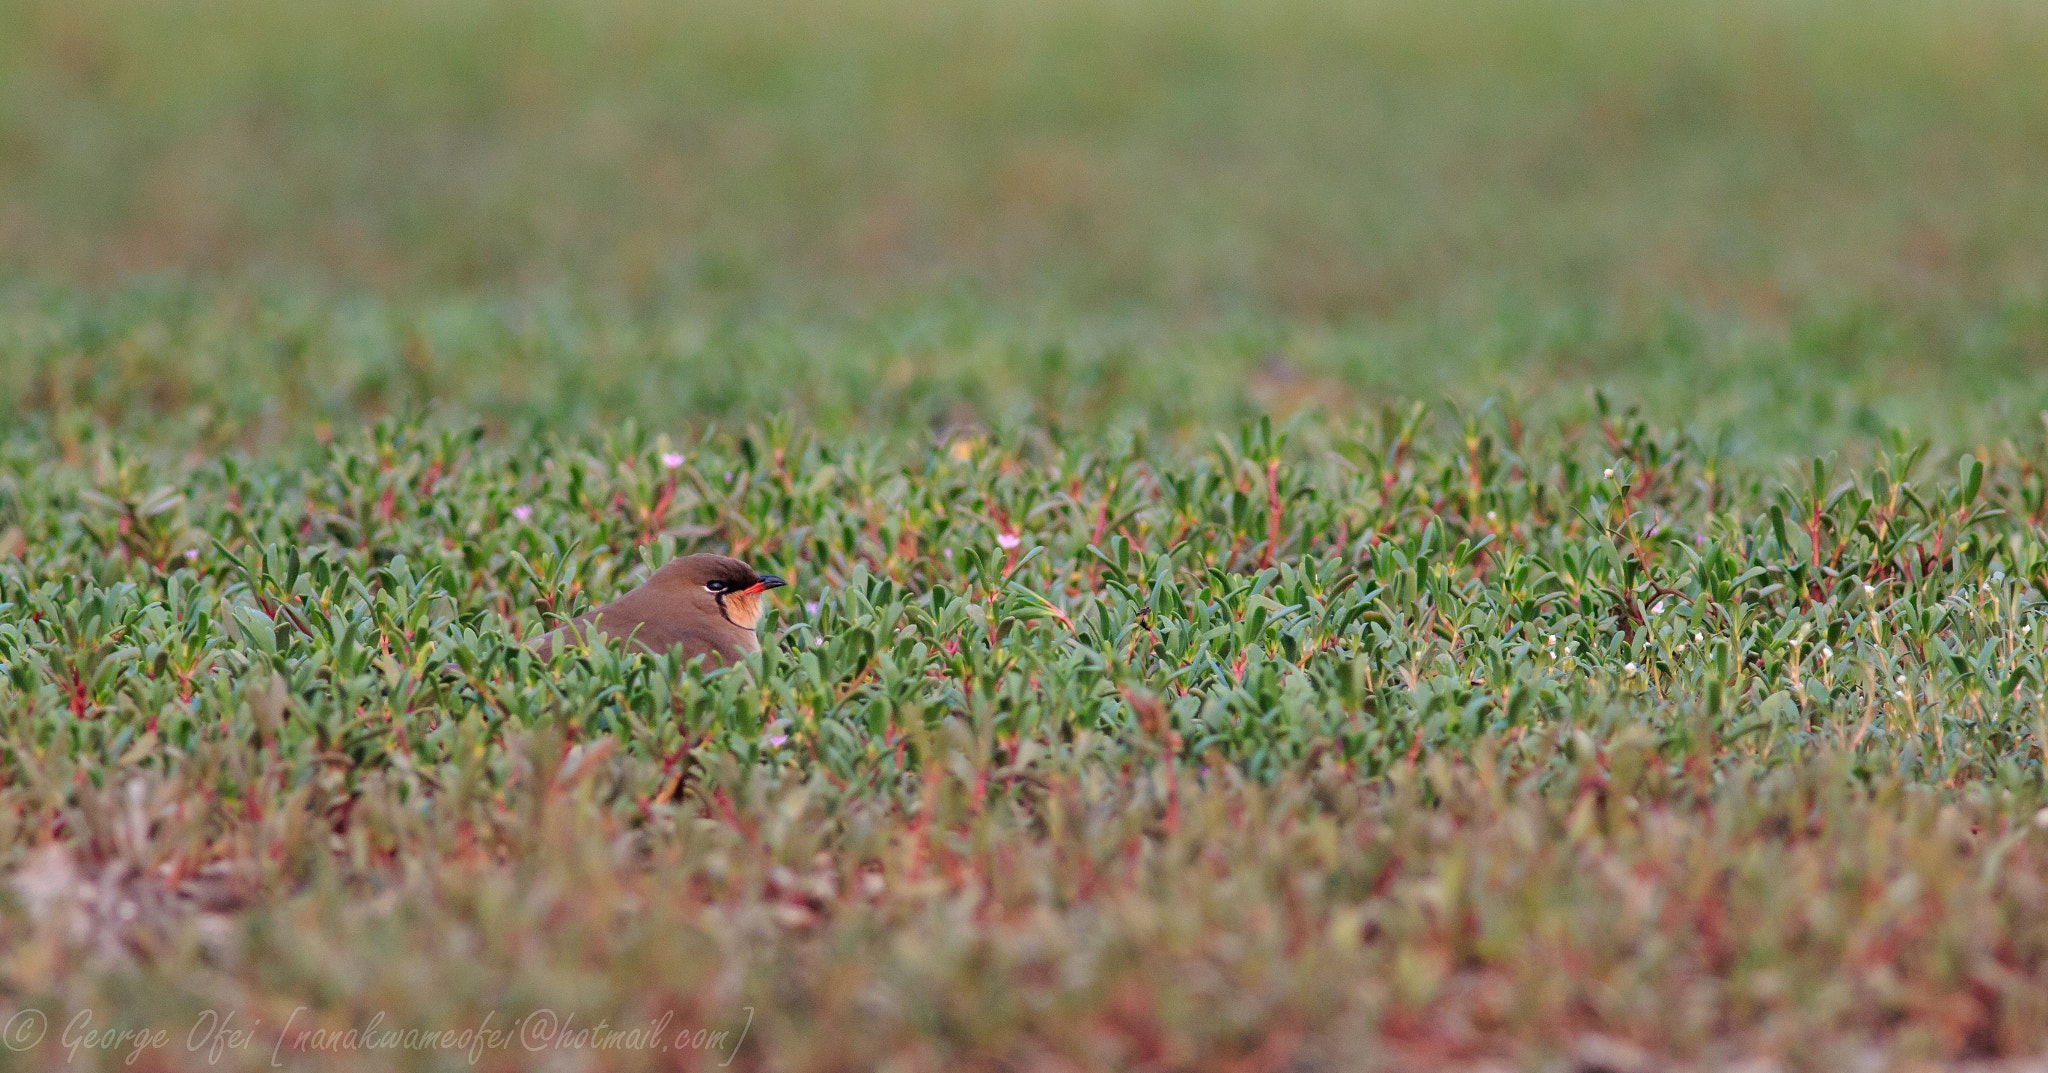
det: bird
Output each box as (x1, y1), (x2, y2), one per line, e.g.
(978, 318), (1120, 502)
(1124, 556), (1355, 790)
(528, 553), (786, 667)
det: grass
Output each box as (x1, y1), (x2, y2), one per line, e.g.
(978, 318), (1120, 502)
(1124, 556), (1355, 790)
(6, 0), (2048, 1069)
(12, 411), (2048, 1069)
(8, 0), (2048, 315)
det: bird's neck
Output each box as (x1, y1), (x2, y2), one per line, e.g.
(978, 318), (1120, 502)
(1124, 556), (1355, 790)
(716, 590), (765, 632)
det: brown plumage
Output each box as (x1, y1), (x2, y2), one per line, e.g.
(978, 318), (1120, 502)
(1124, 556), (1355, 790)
(529, 554), (786, 667)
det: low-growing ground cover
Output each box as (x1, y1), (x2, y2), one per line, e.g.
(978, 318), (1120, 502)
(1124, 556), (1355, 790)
(8, 0), (2048, 1068)
(8, 407), (2048, 1069)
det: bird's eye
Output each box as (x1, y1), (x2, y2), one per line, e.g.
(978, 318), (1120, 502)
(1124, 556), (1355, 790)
(705, 580), (728, 593)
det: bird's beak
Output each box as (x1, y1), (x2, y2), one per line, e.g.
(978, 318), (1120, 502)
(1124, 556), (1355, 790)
(745, 575), (787, 595)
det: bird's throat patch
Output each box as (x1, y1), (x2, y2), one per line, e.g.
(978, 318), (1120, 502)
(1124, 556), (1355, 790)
(719, 590), (763, 631)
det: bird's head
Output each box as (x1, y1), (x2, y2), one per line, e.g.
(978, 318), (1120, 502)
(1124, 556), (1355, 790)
(653, 553), (787, 631)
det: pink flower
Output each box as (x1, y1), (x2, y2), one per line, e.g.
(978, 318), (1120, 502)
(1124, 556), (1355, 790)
(512, 505), (533, 522)
(766, 735), (788, 747)
(184, 548), (199, 561)
(996, 533), (1021, 550)
(943, 548), (953, 560)
(661, 452), (685, 469)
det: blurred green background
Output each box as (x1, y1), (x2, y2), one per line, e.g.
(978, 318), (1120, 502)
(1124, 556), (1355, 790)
(4, 0), (2047, 451)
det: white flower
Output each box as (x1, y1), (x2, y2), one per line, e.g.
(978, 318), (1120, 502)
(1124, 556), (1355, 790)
(1693, 632), (1704, 644)
(1603, 468), (1615, 480)
(1623, 662), (1638, 675)
(1863, 584), (1876, 597)
(1895, 674), (1907, 685)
